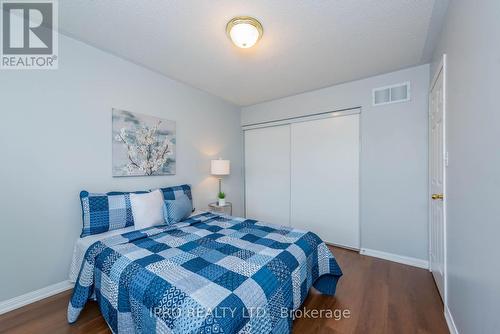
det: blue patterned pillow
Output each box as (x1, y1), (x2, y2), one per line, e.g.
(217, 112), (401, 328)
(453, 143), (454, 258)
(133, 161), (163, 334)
(158, 184), (192, 201)
(163, 194), (193, 225)
(157, 184), (194, 211)
(79, 190), (147, 237)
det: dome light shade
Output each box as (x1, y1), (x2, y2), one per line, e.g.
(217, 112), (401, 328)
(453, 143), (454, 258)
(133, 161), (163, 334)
(226, 16), (263, 48)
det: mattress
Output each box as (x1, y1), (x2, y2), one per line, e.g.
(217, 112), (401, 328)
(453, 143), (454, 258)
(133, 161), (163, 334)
(69, 210), (204, 282)
(68, 212), (342, 333)
(69, 226), (135, 282)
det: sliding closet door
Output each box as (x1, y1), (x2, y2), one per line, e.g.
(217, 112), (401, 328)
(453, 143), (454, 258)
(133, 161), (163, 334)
(245, 125), (290, 225)
(291, 114), (360, 248)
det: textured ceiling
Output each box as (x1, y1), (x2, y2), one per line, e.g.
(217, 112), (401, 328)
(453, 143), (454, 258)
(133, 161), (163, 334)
(59, 0), (442, 106)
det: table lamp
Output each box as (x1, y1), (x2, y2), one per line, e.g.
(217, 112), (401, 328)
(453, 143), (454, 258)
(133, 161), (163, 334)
(211, 158), (230, 196)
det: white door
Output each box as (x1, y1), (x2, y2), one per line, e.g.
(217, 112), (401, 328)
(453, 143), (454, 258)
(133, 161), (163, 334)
(290, 114), (360, 248)
(429, 61), (446, 300)
(244, 125), (291, 225)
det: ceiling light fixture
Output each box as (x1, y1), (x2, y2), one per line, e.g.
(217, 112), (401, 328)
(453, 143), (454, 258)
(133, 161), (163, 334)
(226, 16), (263, 49)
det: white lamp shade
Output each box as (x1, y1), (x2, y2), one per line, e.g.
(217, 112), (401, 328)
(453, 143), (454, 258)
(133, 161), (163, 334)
(211, 159), (230, 176)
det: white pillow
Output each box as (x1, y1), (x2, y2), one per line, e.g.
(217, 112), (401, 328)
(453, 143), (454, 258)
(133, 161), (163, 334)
(130, 189), (164, 230)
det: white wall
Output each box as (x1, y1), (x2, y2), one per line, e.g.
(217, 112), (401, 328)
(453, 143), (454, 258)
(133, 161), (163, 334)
(432, 1), (500, 333)
(242, 65), (429, 261)
(0, 35), (243, 301)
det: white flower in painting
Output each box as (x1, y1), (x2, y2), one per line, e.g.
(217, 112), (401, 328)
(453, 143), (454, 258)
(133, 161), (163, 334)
(115, 121), (173, 175)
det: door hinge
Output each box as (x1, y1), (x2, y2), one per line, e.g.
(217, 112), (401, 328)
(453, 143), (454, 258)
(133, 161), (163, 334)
(444, 151), (449, 167)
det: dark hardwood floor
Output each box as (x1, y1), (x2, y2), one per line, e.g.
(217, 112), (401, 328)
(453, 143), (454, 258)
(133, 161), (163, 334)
(0, 247), (449, 334)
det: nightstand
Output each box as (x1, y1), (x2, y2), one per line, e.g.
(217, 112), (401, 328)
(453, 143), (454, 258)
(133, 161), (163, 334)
(208, 202), (232, 216)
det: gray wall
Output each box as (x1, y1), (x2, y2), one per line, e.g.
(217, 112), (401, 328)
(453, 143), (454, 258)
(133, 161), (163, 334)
(0, 35), (243, 301)
(242, 65), (430, 261)
(432, 1), (500, 332)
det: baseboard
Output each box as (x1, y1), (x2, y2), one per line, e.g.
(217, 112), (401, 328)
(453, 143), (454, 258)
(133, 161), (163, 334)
(0, 280), (74, 315)
(325, 241), (360, 252)
(445, 305), (459, 334)
(359, 248), (429, 269)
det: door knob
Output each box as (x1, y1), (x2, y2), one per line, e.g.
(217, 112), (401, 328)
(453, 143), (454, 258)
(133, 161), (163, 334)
(431, 194), (444, 200)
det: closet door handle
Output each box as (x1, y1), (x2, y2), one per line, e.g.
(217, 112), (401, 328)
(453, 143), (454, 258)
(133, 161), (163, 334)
(431, 194), (444, 200)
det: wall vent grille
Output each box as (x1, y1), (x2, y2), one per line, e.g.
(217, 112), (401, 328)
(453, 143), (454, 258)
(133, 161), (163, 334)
(372, 82), (410, 106)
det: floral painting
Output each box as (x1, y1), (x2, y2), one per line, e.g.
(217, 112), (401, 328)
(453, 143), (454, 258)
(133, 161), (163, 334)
(112, 109), (176, 176)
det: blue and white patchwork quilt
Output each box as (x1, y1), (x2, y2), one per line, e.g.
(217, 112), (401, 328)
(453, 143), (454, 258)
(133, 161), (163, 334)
(68, 212), (342, 333)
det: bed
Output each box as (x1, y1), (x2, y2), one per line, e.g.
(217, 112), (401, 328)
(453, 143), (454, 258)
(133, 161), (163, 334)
(68, 211), (342, 333)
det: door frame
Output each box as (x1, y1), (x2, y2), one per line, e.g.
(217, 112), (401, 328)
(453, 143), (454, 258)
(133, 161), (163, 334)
(428, 54), (447, 307)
